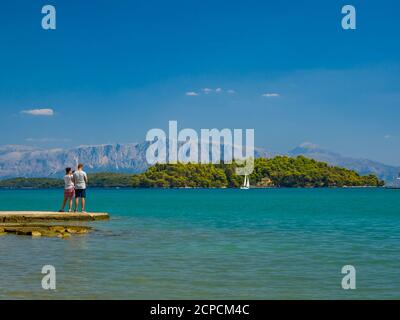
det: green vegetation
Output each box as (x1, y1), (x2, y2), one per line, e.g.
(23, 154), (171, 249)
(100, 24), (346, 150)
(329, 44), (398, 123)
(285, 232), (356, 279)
(0, 177), (62, 189)
(86, 172), (133, 187)
(131, 156), (384, 188)
(250, 156), (384, 188)
(132, 163), (230, 188)
(0, 173), (132, 189)
(0, 156), (384, 189)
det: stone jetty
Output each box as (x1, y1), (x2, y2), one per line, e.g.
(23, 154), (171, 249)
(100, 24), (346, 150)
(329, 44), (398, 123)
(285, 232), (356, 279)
(0, 211), (109, 238)
(0, 211), (109, 223)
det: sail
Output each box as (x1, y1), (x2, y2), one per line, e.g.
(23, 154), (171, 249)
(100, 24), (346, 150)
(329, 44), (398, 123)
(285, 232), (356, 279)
(242, 175), (248, 188)
(241, 175), (250, 189)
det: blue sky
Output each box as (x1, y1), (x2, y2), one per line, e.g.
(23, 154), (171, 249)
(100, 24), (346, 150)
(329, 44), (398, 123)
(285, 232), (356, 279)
(0, 0), (399, 165)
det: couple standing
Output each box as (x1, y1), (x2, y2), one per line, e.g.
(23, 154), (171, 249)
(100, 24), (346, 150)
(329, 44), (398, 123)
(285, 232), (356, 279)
(59, 163), (88, 213)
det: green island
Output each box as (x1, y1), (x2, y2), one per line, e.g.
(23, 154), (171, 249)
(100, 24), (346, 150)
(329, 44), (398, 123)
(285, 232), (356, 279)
(0, 156), (384, 188)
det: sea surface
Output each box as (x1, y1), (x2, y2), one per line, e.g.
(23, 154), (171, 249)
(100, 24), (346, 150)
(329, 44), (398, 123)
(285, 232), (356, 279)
(0, 188), (399, 300)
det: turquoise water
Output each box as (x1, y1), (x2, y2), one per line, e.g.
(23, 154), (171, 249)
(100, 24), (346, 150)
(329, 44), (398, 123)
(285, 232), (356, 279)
(0, 188), (399, 299)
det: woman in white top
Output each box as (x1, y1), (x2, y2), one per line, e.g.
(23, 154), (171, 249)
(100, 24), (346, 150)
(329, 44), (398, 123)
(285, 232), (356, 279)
(59, 167), (75, 212)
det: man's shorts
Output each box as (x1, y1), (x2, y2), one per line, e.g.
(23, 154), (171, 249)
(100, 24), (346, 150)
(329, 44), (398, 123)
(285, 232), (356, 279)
(75, 189), (86, 198)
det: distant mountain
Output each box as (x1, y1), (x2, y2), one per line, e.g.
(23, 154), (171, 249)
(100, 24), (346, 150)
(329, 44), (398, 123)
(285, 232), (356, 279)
(288, 143), (400, 184)
(0, 145), (37, 155)
(0, 143), (150, 178)
(0, 142), (398, 184)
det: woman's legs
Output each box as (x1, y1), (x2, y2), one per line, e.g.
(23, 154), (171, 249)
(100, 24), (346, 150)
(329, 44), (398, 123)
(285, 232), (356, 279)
(68, 197), (73, 212)
(60, 196), (68, 211)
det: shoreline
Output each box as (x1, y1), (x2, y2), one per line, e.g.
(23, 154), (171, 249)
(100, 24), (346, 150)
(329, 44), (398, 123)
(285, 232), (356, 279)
(0, 186), (390, 190)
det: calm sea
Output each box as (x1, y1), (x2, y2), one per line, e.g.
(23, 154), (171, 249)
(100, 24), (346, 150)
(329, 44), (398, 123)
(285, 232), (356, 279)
(0, 188), (399, 299)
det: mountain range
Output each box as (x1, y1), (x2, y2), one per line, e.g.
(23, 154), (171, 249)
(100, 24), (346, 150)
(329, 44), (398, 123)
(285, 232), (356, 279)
(0, 142), (398, 184)
(287, 143), (399, 184)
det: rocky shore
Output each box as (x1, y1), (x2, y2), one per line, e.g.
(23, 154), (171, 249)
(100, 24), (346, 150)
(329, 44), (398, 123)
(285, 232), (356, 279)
(0, 224), (92, 238)
(0, 211), (109, 238)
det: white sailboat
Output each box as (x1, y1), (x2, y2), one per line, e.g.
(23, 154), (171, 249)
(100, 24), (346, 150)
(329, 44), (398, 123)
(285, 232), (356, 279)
(395, 173), (400, 188)
(240, 175), (250, 190)
(386, 172), (400, 189)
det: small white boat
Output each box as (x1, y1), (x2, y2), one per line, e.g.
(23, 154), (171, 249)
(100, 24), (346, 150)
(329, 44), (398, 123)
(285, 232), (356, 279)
(394, 173), (400, 187)
(240, 175), (250, 190)
(386, 173), (400, 189)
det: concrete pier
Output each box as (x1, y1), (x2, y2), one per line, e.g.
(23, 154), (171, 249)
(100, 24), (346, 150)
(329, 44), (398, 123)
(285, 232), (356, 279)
(0, 211), (109, 223)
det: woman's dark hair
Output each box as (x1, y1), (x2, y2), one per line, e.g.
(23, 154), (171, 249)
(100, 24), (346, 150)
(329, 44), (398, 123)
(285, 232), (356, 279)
(65, 167), (72, 174)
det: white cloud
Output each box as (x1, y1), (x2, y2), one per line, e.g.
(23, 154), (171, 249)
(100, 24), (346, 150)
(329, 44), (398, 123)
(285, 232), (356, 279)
(187, 87), (232, 95)
(300, 141), (318, 149)
(384, 134), (392, 139)
(261, 93), (280, 97)
(186, 92), (199, 96)
(202, 88), (213, 94)
(21, 108), (54, 116)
